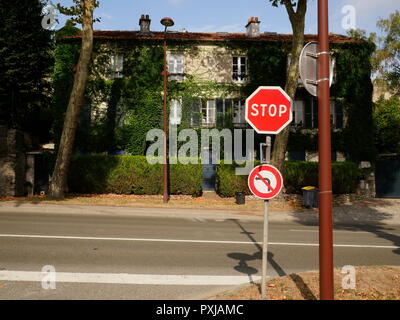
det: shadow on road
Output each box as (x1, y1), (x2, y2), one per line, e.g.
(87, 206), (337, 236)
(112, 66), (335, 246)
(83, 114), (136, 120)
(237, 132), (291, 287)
(227, 219), (316, 297)
(292, 200), (400, 256)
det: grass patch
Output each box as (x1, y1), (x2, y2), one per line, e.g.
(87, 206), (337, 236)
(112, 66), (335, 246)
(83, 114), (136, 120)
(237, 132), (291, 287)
(212, 266), (400, 300)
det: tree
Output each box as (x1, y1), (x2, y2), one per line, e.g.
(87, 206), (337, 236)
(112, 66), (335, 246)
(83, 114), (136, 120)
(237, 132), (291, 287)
(267, 0), (307, 173)
(0, 0), (53, 142)
(373, 96), (400, 154)
(48, 0), (98, 198)
(51, 20), (81, 147)
(374, 10), (400, 96)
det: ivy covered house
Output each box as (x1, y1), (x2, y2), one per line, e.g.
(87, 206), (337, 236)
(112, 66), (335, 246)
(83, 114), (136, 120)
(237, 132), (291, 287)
(57, 14), (375, 164)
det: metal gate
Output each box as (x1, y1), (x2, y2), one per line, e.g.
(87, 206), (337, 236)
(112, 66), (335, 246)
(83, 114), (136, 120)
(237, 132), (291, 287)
(375, 158), (400, 198)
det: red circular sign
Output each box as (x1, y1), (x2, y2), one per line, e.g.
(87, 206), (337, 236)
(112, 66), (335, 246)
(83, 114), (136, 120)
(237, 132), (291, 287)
(248, 164), (283, 199)
(245, 86), (293, 134)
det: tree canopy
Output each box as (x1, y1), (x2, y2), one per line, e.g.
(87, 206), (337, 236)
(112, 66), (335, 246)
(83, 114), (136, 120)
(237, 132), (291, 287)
(374, 96), (400, 154)
(0, 0), (53, 142)
(374, 10), (400, 96)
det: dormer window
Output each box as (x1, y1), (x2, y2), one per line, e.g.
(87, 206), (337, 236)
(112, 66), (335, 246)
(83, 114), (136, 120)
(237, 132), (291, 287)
(232, 56), (247, 83)
(168, 54), (184, 81)
(110, 54), (123, 78)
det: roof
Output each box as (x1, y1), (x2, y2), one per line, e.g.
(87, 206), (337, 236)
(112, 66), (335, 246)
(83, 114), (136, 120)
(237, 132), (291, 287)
(65, 30), (361, 43)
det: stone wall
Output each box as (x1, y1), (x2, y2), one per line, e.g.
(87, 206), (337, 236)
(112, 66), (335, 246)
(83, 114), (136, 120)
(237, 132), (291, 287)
(0, 126), (31, 196)
(355, 172), (376, 199)
(269, 190), (375, 208)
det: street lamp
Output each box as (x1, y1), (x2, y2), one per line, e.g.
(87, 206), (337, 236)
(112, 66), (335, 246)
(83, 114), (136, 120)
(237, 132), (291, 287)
(161, 17), (174, 204)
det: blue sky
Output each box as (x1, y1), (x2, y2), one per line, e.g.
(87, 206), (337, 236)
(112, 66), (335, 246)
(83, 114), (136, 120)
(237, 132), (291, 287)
(55, 0), (398, 36)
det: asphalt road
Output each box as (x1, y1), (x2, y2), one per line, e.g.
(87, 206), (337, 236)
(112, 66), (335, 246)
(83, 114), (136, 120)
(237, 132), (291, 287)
(0, 210), (399, 299)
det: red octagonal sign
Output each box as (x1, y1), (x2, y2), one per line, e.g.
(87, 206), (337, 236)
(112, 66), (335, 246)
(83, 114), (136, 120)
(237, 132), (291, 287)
(245, 86), (293, 134)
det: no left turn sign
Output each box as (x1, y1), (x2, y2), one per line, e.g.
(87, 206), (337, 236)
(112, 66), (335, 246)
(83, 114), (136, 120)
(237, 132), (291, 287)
(248, 165), (283, 200)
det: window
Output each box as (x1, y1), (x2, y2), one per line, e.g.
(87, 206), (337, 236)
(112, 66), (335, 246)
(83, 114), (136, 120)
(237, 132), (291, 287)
(232, 99), (246, 125)
(168, 54), (184, 81)
(110, 54), (123, 78)
(216, 99), (235, 127)
(288, 150), (306, 161)
(330, 101), (335, 126)
(188, 98), (202, 127)
(170, 99), (182, 125)
(187, 98), (247, 128)
(232, 56), (247, 82)
(300, 98), (342, 129)
(202, 100), (216, 127)
(215, 98), (245, 127)
(335, 103), (343, 129)
(330, 100), (343, 129)
(292, 100), (305, 126)
(304, 98), (318, 129)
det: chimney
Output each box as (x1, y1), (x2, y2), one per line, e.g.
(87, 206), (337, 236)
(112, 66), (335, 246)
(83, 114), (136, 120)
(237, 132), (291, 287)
(246, 17), (260, 37)
(139, 14), (151, 34)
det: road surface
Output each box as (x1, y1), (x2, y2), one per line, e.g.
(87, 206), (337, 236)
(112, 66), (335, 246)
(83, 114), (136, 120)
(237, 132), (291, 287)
(0, 209), (399, 299)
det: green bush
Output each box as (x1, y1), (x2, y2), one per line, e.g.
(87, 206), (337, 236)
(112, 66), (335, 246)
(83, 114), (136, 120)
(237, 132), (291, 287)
(216, 161), (361, 197)
(285, 161), (360, 194)
(215, 163), (250, 197)
(68, 155), (202, 196)
(284, 161), (319, 193)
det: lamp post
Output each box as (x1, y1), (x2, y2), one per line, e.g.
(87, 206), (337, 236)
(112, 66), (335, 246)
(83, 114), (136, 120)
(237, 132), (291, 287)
(161, 17), (174, 204)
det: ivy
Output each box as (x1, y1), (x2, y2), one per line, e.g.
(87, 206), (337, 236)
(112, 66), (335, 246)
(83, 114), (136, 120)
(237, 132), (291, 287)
(55, 39), (165, 154)
(332, 41), (376, 161)
(54, 35), (375, 162)
(243, 41), (288, 95)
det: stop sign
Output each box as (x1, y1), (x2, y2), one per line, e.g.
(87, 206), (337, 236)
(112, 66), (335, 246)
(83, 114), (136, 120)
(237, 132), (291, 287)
(245, 86), (293, 134)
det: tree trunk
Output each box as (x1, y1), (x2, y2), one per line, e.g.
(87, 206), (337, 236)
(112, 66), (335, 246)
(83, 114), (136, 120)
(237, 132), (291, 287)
(272, 0), (307, 173)
(48, 0), (94, 198)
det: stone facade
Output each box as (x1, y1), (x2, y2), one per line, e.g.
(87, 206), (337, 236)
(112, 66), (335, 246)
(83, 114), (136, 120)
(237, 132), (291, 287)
(178, 45), (246, 88)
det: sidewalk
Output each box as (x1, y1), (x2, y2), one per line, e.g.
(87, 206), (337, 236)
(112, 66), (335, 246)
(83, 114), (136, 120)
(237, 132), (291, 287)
(1, 197), (400, 225)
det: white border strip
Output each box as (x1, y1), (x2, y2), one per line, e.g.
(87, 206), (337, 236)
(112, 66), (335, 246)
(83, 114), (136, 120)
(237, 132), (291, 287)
(0, 234), (398, 249)
(0, 271), (261, 285)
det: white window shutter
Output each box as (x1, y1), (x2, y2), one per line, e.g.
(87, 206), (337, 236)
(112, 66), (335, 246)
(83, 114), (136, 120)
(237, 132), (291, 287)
(170, 100), (182, 125)
(176, 58), (184, 74)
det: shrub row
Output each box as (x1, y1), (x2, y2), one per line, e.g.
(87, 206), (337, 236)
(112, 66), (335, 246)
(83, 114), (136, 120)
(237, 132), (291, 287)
(216, 161), (361, 197)
(68, 155), (202, 196)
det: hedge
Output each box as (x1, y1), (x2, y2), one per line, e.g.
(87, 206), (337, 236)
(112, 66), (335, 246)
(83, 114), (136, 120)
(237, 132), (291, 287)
(68, 155), (202, 196)
(216, 161), (361, 197)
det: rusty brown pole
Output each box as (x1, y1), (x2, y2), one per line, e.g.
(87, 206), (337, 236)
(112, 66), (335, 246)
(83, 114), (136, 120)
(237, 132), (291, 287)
(162, 26), (169, 204)
(318, 0), (334, 300)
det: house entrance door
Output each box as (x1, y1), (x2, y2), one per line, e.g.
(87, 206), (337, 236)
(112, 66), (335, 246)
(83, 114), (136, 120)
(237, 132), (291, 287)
(202, 146), (216, 191)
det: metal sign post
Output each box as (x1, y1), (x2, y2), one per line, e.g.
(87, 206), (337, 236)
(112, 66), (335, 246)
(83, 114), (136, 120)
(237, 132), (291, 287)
(317, 0), (334, 300)
(245, 85), (292, 300)
(261, 135), (271, 300)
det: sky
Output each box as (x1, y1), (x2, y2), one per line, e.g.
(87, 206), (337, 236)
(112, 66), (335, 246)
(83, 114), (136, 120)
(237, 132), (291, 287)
(54, 0), (399, 36)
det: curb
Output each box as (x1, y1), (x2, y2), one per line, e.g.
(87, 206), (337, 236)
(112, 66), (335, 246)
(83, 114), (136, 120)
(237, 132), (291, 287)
(0, 201), (265, 222)
(1, 201), (400, 226)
